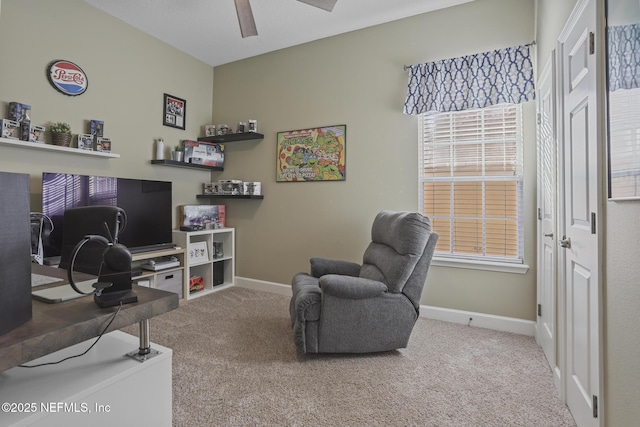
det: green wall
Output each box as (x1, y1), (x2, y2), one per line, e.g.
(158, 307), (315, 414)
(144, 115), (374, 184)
(0, 1), (538, 319)
(212, 0), (538, 321)
(0, 0), (213, 221)
(4, 0), (639, 424)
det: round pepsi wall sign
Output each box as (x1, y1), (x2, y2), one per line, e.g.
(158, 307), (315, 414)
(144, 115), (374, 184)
(47, 60), (88, 96)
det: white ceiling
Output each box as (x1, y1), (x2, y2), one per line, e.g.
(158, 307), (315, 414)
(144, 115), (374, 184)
(84, 0), (474, 67)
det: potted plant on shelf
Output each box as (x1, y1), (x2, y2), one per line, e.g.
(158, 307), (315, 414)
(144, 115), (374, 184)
(171, 144), (184, 162)
(49, 122), (72, 147)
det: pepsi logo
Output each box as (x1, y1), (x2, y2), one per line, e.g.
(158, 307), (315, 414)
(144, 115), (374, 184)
(47, 60), (88, 96)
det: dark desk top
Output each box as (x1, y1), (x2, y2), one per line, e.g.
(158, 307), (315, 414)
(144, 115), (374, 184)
(0, 264), (179, 372)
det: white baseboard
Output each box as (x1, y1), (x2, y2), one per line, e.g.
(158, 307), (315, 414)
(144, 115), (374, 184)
(419, 305), (535, 336)
(235, 276), (535, 336)
(235, 276), (292, 297)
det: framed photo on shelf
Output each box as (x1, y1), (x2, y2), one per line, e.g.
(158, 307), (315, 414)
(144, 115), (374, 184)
(276, 124), (346, 182)
(189, 241), (209, 262)
(163, 93), (186, 130)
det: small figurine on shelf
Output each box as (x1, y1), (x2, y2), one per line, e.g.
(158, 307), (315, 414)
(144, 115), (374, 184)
(217, 124), (229, 135)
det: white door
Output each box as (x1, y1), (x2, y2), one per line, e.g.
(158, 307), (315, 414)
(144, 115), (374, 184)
(558, 0), (602, 425)
(536, 51), (560, 391)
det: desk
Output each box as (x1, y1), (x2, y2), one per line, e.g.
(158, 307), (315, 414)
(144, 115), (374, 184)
(0, 264), (179, 372)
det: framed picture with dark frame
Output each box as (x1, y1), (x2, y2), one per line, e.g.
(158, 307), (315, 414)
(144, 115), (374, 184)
(276, 124), (346, 182)
(163, 93), (186, 130)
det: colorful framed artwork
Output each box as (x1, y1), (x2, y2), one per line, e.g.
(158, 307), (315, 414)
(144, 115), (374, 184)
(163, 93), (186, 130)
(276, 124), (346, 182)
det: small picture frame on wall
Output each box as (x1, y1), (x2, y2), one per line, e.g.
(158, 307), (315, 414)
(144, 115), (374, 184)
(163, 93), (186, 130)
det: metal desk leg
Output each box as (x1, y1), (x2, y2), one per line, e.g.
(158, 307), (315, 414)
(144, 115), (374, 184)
(126, 319), (161, 362)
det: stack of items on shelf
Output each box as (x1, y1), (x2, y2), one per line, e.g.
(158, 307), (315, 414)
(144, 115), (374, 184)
(204, 119), (258, 137)
(78, 119), (111, 152)
(139, 255), (180, 272)
(1, 102), (45, 142)
(204, 180), (262, 196)
(182, 140), (224, 166)
(179, 205), (226, 230)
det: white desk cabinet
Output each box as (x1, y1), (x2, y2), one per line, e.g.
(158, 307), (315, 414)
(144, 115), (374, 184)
(0, 331), (172, 427)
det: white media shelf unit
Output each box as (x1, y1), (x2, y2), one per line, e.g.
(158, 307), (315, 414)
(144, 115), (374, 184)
(131, 247), (187, 299)
(173, 228), (235, 300)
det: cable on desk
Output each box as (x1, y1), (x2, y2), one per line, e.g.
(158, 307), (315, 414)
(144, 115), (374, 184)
(18, 301), (123, 368)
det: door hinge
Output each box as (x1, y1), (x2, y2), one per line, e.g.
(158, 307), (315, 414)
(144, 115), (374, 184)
(537, 304), (542, 317)
(593, 395), (598, 418)
(589, 32), (595, 55)
(591, 212), (596, 234)
(538, 208), (542, 220)
(537, 112), (541, 125)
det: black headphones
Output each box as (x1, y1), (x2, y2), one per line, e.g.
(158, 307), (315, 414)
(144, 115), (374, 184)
(67, 235), (112, 295)
(67, 207), (129, 296)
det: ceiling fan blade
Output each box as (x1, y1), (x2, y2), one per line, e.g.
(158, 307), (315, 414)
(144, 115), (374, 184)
(297, 0), (337, 12)
(234, 0), (258, 38)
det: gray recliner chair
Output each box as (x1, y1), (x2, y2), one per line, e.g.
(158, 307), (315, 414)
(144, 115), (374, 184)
(289, 210), (438, 354)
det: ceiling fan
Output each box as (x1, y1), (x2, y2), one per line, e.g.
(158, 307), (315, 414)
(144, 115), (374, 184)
(234, 0), (338, 38)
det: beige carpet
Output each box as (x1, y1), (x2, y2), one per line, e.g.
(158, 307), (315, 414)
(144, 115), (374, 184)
(122, 287), (576, 427)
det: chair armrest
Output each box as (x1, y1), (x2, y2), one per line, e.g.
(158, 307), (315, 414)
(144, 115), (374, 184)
(294, 287), (322, 322)
(319, 274), (388, 299)
(310, 257), (361, 278)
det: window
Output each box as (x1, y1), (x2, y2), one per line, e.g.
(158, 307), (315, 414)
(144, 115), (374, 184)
(42, 174), (117, 218)
(419, 103), (523, 263)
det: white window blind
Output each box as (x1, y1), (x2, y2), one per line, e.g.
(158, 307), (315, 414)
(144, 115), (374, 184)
(419, 104), (524, 263)
(608, 87), (640, 199)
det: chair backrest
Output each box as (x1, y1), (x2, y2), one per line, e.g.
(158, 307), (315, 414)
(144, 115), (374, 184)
(58, 206), (124, 275)
(359, 211), (438, 308)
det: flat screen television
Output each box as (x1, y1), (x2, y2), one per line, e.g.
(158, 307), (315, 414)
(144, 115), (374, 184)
(42, 172), (174, 260)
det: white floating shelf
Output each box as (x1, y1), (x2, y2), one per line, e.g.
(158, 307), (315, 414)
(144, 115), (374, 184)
(0, 136), (120, 158)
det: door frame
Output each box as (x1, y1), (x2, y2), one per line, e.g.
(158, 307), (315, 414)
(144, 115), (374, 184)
(536, 49), (563, 395)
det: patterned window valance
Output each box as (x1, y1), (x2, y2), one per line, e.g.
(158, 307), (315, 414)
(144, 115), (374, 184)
(403, 45), (535, 114)
(608, 24), (640, 91)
